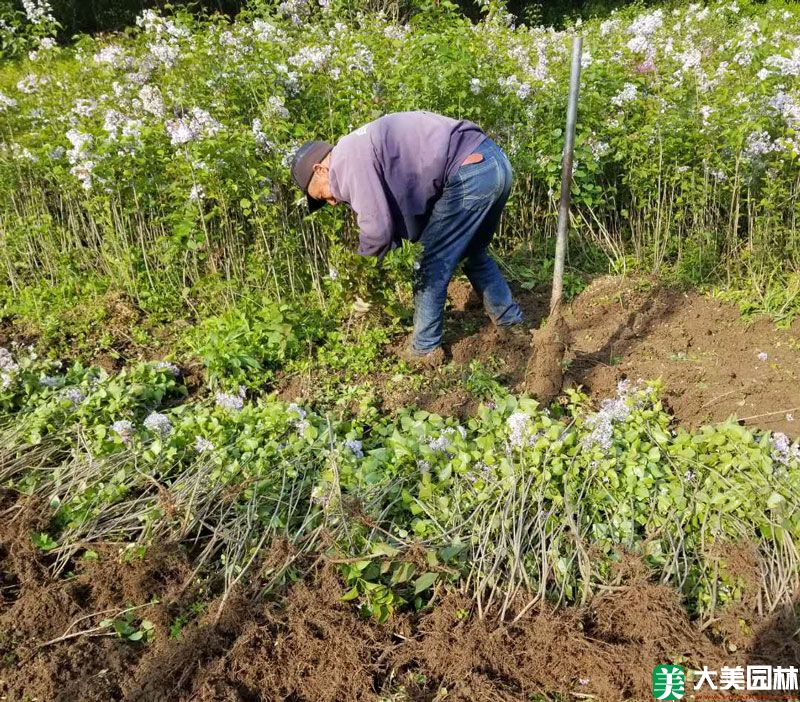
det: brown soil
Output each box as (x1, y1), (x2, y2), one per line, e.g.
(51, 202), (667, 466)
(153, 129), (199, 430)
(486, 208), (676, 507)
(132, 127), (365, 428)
(2, 489), (799, 701)
(566, 275), (800, 436)
(278, 274), (800, 436)
(523, 309), (569, 402)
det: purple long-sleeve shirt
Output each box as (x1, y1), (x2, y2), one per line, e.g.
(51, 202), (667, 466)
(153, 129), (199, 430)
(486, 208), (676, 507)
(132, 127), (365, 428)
(328, 110), (487, 258)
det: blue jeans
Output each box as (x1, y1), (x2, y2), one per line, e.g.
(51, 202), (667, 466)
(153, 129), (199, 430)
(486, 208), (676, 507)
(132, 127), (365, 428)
(411, 137), (523, 353)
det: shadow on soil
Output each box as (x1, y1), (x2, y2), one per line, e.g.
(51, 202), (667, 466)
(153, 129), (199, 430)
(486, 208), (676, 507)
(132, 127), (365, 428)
(331, 274), (799, 437)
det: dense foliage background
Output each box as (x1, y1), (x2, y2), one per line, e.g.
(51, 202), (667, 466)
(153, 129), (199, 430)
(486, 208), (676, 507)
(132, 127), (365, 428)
(2, 0), (656, 36)
(1, 0), (799, 343)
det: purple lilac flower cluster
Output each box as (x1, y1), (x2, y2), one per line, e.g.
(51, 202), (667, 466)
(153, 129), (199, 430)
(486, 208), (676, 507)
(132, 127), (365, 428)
(343, 438), (363, 459)
(0, 348), (20, 390)
(287, 402), (310, 433)
(582, 380), (651, 451)
(194, 436), (215, 453)
(215, 386), (246, 411)
(771, 432), (800, 467)
(111, 419), (135, 444)
(507, 412), (542, 448)
(143, 411), (172, 436)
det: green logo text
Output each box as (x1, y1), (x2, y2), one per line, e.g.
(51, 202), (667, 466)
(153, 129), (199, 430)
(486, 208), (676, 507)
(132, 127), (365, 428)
(653, 665), (685, 700)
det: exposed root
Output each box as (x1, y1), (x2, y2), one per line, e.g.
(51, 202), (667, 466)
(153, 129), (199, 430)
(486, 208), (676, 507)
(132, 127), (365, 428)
(524, 311), (570, 404)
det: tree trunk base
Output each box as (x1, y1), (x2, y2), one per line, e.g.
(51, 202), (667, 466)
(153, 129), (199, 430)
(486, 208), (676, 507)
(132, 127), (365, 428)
(524, 311), (569, 405)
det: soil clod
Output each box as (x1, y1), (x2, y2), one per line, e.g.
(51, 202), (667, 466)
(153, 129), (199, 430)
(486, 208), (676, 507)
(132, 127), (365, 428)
(524, 310), (570, 404)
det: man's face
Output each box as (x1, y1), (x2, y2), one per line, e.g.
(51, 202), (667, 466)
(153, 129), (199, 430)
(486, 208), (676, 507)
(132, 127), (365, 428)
(307, 154), (337, 206)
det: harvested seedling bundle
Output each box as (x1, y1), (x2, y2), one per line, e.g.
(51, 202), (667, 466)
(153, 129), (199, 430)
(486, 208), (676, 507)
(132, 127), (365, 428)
(525, 36), (583, 404)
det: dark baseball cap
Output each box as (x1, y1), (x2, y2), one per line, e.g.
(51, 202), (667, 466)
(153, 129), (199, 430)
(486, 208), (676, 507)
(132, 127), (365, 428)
(290, 140), (334, 213)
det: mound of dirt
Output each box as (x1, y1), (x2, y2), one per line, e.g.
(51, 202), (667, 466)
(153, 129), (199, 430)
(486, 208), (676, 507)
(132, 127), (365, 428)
(523, 309), (569, 402)
(3, 491), (800, 701)
(567, 276), (800, 436)
(278, 274), (800, 436)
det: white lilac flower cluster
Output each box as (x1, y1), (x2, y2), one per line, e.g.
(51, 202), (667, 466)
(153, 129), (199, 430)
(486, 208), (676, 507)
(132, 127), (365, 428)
(427, 434), (451, 453)
(93, 45), (126, 67)
(16, 73), (47, 94)
(498, 75), (531, 100)
(136, 9), (190, 40)
(611, 83), (638, 107)
(134, 10), (189, 72)
(62, 387), (85, 405)
(165, 107), (221, 146)
(383, 24), (409, 41)
(9, 144), (37, 162)
(102, 109), (142, 143)
(626, 9), (663, 57)
(39, 375), (61, 389)
(0, 348), (20, 390)
(22, 0), (55, 25)
(347, 43), (373, 73)
(582, 379), (652, 451)
(0, 91), (18, 112)
(768, 91), (800, 130)
(252, 19), (286, 43)
(194, 436), (215, 453)
(215, 386), (246, 411)
(71, 98), (97, 119)
(744, 131), (779, 159)
(139, 85), (165, 118)
(149, 41), (180, 68)
(287, 402), (309, 433)
(189, 184), (205, 202)
(111, 419), (135, 444)
(507, 411), (541, 448)
(143, 411), (172, 436)
(288, 45), (331, 71)
(275, 63), (300, 95)
(427, 425), (466, 454)
(588, 139), (611, 158)
(343, 438), (363, 459)
(600, 18), (620, 37)
(28, 36), (57, 61)
(764, 46), (800, 77)
(252, 119), (272, 152)
(267, 95), (290, 120)
(65, 128), (95, 190)
(771, 432), (800, 468)
(280, 141), (301, 170)
(277, 0), (312, 26)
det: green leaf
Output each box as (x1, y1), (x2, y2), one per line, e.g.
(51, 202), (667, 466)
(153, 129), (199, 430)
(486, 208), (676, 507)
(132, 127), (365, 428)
(414, 571), (438, 595)
(340, 586), (360, 601)
(390, 562), (416, 585)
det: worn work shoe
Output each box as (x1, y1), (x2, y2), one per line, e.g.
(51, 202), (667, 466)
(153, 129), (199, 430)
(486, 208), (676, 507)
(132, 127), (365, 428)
(399, 345), (446, 368)
(494, 324), (532, 343)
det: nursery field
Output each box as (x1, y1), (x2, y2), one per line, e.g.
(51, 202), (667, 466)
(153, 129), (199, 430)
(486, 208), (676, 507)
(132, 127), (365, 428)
(1, 0), (800, 700)
(2, 273), (800, 701)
